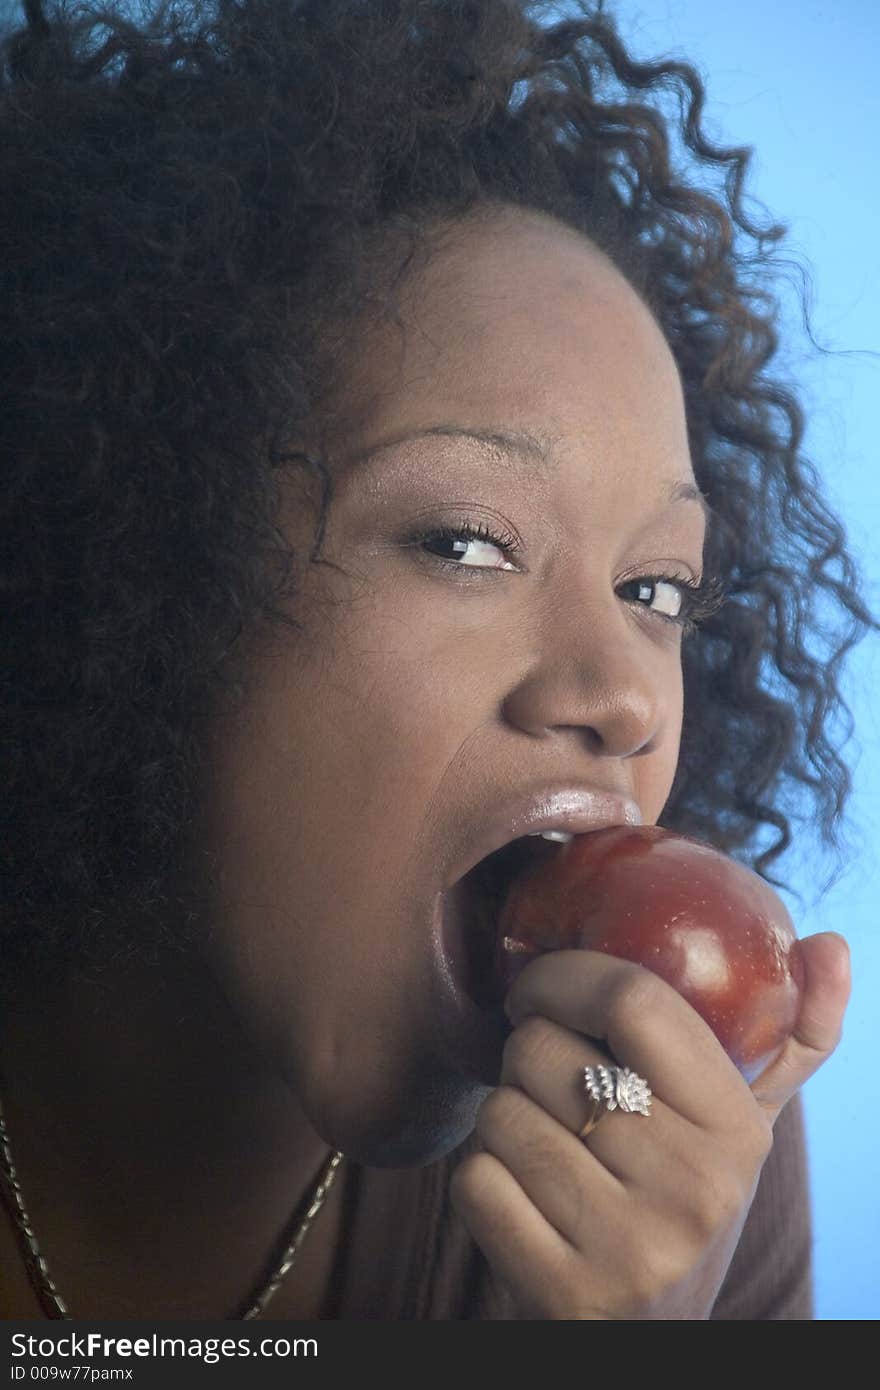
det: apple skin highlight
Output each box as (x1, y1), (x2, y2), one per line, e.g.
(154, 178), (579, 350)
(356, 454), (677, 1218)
(496, 825), (804, 1083)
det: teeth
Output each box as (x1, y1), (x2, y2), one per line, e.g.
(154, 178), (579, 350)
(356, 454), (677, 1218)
(528, 830), (575, 843)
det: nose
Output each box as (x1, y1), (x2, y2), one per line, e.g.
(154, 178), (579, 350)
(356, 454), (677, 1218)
(500, 600), (671, 759)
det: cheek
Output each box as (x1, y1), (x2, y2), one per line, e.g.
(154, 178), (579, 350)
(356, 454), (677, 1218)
(193, 611), (478, 1020)
(298, 585), (493, 790)
(646, 664), (685, 820)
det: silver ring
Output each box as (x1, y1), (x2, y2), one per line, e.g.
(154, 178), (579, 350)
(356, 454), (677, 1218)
(579, 1065), (652, 1139)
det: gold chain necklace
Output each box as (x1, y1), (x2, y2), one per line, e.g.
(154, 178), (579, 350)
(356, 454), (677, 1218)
(0, 1091), (344, 1320)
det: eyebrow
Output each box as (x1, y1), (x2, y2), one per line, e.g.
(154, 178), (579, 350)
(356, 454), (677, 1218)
(348, 422), (714, 525)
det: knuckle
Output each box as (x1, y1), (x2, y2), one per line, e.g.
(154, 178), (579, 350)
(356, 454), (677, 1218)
(448, 1150), (498, 1211)
(627, 1208), (709, 1308)
(523, 1246), (587, 1319)
(605, 965), (668, 1032)
(598, 1211), (654, 1299)
(503, 1012), (564, 1078)
(598, 1217), (686, 1309)
(475, 1083), (527, 1145)
(685, 1164), (748, 1242)
(628, 1246), (689, 1307)
(475, 1085), (558, 1188)
(549, 1250), (606, 1320)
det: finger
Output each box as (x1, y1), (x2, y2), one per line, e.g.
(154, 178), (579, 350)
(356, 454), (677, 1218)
(751, 932), (851, 1116)
(475, 1080), (622, 1241)
(500, 1011), (630, 1141)
(448, 1146), (574, 1312)
(455, 1113), (665, 1316)
(499, 1013), (744, 1207)
(504, 949), (754, 1133)
(498, 1015), (670, 1194)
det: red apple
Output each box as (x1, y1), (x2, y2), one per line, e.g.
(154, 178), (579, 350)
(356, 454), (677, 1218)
(495, 824), (804, 1082)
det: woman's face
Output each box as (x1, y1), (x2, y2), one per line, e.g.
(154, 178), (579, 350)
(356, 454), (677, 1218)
(197, 205), (710, 1166)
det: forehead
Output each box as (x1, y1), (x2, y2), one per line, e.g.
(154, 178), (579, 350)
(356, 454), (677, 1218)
(409, 207), (674, 373)
(332, 206), (685, 449)
(319, 205), (696, 525)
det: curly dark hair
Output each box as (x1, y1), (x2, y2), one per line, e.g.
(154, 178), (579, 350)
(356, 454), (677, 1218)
(2, 0), (876, 993)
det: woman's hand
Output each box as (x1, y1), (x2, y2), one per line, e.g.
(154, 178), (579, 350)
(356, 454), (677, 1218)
(449, 932), (850, 1320)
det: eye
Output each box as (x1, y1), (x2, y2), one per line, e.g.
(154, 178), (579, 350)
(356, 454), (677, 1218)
(618, 571), (728, 636)
(406, 521), (727, 635)
(411, 520), (520, 570)
(621, 576), (685, 620)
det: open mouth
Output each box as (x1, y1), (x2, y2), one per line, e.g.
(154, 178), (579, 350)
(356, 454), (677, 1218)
(442, 834), (563, 1008)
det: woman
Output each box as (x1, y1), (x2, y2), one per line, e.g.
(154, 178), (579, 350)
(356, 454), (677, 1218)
(0, 0), (871, 1320)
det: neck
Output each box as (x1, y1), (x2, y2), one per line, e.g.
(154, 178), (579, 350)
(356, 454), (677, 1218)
(0, 945), (346, 1319)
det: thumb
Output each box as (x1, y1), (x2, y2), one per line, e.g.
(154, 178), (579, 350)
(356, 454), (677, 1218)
(751, 931), (852, 1116)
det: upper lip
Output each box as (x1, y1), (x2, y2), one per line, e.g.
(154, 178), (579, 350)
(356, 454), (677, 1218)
(445, 783), (643, 888)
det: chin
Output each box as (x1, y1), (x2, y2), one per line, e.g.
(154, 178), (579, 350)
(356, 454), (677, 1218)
(314, 1066), (492, 1169)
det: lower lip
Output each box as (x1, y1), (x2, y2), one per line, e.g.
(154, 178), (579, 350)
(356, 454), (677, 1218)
(429, 884), (509, 1086)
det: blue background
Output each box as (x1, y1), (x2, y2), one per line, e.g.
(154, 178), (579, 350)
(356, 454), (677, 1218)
(607, 0), (880, 1319)
(2, 0), (876, 1319)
